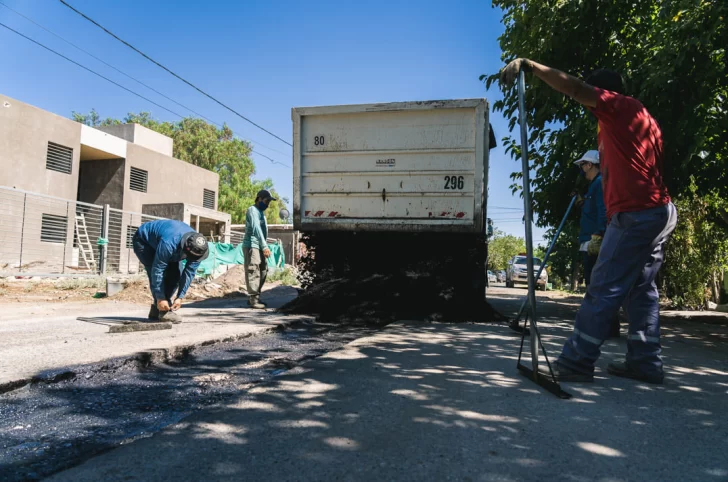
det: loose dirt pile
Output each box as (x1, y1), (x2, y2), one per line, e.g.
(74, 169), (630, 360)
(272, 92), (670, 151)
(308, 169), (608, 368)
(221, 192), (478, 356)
(280, 232), (506, 323)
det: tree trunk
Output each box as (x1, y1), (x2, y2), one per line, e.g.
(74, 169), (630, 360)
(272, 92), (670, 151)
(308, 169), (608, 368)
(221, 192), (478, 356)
(571, 254), (580, 292)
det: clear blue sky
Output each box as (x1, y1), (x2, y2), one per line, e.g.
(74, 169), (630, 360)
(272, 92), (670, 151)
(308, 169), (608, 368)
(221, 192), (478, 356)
(0, 0), (546, 243)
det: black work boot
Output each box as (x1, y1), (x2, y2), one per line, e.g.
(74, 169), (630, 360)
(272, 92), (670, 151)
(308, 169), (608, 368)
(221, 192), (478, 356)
(607, 360), (664, 384)
(542, 362), (594, 383)
(148, 303), (160, 321)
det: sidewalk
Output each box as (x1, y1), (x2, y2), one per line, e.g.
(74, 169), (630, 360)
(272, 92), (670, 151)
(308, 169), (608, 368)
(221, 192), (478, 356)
(49, 292), (728, 481)
(0, 286), (300, 390)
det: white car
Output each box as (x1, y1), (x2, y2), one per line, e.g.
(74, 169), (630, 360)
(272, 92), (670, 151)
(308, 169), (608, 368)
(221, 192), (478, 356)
(487, 270), (497, 283)
(506, 254), (548, 290)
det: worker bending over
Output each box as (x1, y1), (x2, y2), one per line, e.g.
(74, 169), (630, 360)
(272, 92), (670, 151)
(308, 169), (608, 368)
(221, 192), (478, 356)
(132, 220), (209, 323)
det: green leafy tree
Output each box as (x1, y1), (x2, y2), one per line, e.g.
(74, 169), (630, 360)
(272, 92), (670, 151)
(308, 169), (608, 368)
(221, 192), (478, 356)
(488, 230), (526, 271)
(72, 111), (287, 225)
(484, 0), (728, 305)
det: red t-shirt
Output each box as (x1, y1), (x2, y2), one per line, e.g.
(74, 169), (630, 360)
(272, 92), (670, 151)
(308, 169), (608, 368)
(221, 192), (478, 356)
(590, 87), (670, 219)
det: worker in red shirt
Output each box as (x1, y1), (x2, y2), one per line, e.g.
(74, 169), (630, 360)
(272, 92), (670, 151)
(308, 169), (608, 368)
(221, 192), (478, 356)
(501, 59), (677, 384)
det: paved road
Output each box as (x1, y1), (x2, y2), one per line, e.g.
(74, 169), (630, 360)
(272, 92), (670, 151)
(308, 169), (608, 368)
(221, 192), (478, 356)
(48, 287), (728, 482)
(0, 286), (298, 387)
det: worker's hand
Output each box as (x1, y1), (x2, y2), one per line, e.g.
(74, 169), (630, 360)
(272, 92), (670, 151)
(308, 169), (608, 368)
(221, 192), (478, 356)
(157, 300), (171, 312)
(263, 248), (272, 258)
(587, 235), (603, 256)
(500, 58), (533, 86)
(171, 298), (182, 311)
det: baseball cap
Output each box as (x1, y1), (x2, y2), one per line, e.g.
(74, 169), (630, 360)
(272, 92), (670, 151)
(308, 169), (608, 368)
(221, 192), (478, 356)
(183, 232), (209, 261)
(574, 150), (600, 166)
(256, 189), (277, 201)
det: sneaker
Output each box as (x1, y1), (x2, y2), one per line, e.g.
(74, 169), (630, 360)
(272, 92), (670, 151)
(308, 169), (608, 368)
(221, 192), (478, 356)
(607, 361), (663, 384)
(541, 362), (594, 383)
(160, 311), (183, 324)
(148, 304), (160, 321)
(248, 297), (266, 309)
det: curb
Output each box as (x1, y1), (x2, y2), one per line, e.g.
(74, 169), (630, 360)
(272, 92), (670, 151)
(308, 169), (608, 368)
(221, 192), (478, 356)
(0, 319), (298, 397)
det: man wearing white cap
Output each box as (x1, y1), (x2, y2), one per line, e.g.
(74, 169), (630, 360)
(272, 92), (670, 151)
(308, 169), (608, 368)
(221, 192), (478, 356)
(574, 150), (619, 338)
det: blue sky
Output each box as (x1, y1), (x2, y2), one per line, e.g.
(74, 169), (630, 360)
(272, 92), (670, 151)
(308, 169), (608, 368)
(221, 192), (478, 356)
(0, 0), (545, 243)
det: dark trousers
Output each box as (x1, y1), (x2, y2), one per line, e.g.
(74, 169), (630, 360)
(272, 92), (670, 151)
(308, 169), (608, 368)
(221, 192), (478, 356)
(583, 251), (620, 337)
(561, 204), (678, 376)
(132, 233), (181, 303)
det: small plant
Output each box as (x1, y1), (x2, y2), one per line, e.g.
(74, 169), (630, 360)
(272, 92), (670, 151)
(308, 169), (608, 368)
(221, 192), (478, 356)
(57, 277), (105, 291)
(267, 266), (299, 286)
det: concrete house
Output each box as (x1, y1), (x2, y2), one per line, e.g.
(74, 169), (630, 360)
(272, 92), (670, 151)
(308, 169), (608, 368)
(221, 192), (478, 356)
(0, 94), (230, 274)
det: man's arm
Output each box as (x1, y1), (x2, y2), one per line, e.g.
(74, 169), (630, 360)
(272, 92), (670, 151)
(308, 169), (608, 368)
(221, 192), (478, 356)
(500, 59), (598, 108)
(176, 260), (200, 300)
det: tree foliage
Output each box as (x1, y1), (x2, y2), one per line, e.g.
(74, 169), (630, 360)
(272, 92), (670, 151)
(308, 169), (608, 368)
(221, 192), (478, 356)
(72, 109), (288, 225)
(486, 0), (728, 306)
(487, 230), (526, 270)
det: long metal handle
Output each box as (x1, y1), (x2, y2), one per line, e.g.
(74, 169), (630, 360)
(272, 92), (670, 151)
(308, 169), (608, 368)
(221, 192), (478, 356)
(513, 194), (577, 322)
(517, 69), (539, 377)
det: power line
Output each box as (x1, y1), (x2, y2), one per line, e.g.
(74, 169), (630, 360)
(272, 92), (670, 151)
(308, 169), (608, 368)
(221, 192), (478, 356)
(0, 20), (291, 168)
(59, 0), (292, 148)
(0, 1), (290, 162)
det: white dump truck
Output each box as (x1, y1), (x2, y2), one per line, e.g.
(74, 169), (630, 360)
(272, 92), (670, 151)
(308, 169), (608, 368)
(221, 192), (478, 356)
(291, 99), (493, 308)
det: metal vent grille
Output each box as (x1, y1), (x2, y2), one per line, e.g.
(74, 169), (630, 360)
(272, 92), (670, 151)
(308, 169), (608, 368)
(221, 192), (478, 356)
(46, 142), (73, 174)
(203, 189), (215, 210)
(129, 167), (148, 193)
(126, 225), (138, 249)
(40, 213), (68, 244)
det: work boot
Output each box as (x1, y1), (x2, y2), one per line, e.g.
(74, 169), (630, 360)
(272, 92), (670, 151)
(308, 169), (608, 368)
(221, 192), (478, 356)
(542, 362), (594, 383)
(148, 303), (160, 321)
(160, 310), (183, 324)
(607, 360), (663, 385)
(248, 296), (266, 309)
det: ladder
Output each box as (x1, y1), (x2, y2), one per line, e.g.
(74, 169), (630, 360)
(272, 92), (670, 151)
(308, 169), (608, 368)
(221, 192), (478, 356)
(75, 213), (97, 272)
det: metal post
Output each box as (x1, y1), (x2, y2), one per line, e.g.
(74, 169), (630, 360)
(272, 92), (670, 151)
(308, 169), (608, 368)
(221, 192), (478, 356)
(62, 201), (70, 274)
(517, 69), (540, 376)
(18, 193), (27, 272)
(100, 204), (109, 275)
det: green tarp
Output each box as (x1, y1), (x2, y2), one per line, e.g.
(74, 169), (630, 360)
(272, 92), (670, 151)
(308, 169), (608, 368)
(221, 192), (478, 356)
(196, 242), (285, 276)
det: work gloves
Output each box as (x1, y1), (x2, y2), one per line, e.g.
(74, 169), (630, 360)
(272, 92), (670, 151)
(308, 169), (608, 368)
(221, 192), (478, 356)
(587, 235), (603, 256)
(500, 58), (533, 85)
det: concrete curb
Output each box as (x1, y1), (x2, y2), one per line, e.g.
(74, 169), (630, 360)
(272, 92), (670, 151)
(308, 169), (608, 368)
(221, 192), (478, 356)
(0, 318), (297, 397)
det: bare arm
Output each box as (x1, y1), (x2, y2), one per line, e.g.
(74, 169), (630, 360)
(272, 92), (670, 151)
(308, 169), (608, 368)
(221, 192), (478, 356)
(500, 59), (599, 108)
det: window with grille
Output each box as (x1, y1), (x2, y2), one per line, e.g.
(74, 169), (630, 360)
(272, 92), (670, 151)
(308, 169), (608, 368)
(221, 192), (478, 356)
(203, 189), (216, 209)
(46, 142), (73, 174)
(129, 167), (148, 193)
(40, 214), (68, 244)
(126, 226), (138, 249)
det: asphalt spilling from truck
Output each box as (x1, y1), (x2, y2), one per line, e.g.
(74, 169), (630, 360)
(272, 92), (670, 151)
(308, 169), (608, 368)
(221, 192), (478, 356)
(282, 232), (506, 323)
(0, 320), (381, 482)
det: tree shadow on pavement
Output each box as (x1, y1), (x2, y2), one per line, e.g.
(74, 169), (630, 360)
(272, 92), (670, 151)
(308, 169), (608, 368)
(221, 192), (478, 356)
(37, 318), (728, 482)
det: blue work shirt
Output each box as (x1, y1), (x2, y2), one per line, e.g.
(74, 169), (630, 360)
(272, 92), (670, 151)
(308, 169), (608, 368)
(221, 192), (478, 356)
(135, 220), (201, 300)
(242, 206), (268, 250)
(579, 173), (608, 243)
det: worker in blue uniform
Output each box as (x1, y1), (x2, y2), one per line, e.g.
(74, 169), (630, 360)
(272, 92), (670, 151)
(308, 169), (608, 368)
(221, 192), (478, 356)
(132, 220), (209, 323)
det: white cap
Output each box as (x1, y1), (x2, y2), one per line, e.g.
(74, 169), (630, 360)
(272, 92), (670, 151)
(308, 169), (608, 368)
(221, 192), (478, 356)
(574, 150), (600, 165)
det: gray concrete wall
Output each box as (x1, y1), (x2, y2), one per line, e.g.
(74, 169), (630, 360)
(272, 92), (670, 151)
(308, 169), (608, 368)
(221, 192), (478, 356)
(123, 144), (220, 213)
(0, 94), (81, 200)
(77, 159), (125, 208)
(97, 124), (173, 157)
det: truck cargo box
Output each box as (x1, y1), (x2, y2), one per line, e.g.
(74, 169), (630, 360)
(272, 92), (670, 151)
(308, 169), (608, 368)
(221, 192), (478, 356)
(292, 99), (490, 233)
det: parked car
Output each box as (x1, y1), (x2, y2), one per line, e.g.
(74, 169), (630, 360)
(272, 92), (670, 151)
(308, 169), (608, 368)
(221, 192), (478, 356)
(506, 254), (548, 289)
(487, 270), (497, 283)
(496, 270), (506, 282)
